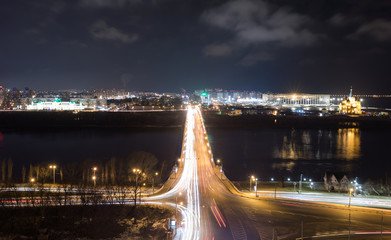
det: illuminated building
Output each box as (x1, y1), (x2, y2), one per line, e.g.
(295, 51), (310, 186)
(26, 98), (85, 111)
(262, 93), (330, 106)
(339, 87), (362, 114)
(26, 98), (107, 111)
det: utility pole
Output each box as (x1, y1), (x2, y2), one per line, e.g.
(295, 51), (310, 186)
(299, 174), (303, 194)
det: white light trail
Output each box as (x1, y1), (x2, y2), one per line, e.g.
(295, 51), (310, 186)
(147, 106), (201, 240)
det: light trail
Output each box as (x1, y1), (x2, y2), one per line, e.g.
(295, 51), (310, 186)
(147, 106), (201, 240)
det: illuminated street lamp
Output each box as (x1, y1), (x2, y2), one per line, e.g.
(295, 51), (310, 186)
(349, 187), (354, 208)
(49, 165), (56, 185)
(92, 167), (97, 186)
(255, 177), (258, 197)
(92, 176), (96, 186)
(152, 172), (159, 194)
(250, 175), (255, 192)
(30, 178), (35, 183)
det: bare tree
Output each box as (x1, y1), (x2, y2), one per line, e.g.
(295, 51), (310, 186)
(7, 158), (13, 182)
(62, 162), (83, 185)
(110, 157), (116, 185)
(1, 160), (5, 182)
(60, 168), (63, 182)
(29, 164), (33, 180)
(105, 163), (109, 185)
(127, 151), (158, 205)
(22, 165), (26, 183)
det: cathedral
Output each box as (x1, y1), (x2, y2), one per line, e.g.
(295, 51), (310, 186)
(339, 87), (362, 114)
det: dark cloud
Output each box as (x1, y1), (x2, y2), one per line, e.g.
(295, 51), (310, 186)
(351, 19), (391, 42)
(1, 0), (391, 93)
(80, 0), (142, 8)
(201, 0), (318, 47)
(239, 51), (274, 66)
(329, 14), (346, 26)
(203, 43), (233, 57)
(90, 20), (139, 43)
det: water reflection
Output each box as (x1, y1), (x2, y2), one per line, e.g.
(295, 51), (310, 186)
(274, 128), (361, 161)
(336, 128), (361, 160)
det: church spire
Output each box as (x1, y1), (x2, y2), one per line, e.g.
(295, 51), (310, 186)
(349, 86), (353, 98)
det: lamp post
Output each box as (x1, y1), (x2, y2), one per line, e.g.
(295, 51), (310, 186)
(255, 178), (258, 197)
(92, 176), (96, 187)
(348, 187), (354, 240)
(92, 167), (97, 187)
(299, 174), (303, 194)
(250, 175), (255, 192)
(49, 165), (56, 185)
(175, 192), (182, 235)
(348, 187), (354, 208)
(153, 172), (159, 194)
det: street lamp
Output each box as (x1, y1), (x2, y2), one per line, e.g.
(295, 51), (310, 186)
(250, 175), (255, 192)
(349, 187), (354, 208)
(49, 165), (56, 185)
(92, 167), (97, 186)
(92, 176), (96, 186)
(153, 172), (159, 194)
(30, 178), (35, 183)
(255, 178), (258, 197)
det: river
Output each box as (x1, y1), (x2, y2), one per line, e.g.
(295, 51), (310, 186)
(0, 126), (389, 183)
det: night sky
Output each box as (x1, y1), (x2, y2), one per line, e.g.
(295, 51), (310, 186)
(1, 0), (391, 93)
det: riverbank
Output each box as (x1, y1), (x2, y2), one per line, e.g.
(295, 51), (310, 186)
(204, 112), (391, 130)
(0, 110), (186, 130)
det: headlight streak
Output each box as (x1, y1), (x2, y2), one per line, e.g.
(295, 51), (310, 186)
(146, 106), (201, 240)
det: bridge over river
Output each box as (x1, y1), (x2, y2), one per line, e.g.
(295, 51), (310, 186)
(146, 106), (391, 240)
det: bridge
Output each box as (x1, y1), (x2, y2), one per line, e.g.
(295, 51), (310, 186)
(147, 105), (391, 239)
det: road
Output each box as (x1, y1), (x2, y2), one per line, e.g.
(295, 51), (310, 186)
(249, 190), (391, 210)
(3, 106), (390, 239)
(155, 106), (391, 240)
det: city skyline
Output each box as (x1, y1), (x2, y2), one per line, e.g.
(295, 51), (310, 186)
(1, 0), (391, 93)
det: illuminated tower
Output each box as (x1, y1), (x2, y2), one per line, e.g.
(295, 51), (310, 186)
(339, 87), (362, 114)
